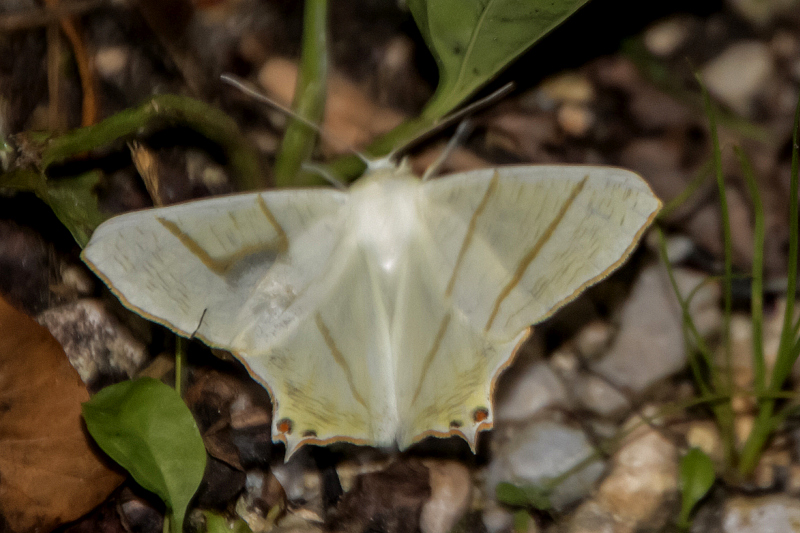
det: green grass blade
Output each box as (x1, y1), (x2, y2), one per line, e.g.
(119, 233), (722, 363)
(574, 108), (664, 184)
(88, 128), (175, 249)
(657, 158), (713, 220)
(739, 88), (800, 476)
(696, 73), (734, 401)
(656, 229), (715, 394)
(769, 92), (800, 390)
(734, 147), (765, 395)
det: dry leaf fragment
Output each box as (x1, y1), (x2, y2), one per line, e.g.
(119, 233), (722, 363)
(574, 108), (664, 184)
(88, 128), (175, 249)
(0, 293), (123, 533)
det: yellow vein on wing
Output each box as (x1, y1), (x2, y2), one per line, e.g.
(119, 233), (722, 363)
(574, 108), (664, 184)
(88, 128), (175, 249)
(445, 171), (500, 298)
(411, 313), (452, 406)
(256, 195), (289, 252)
(485, 175), (589, 332)
(157, 217), (278, 276)
(315, 313), (368, 410)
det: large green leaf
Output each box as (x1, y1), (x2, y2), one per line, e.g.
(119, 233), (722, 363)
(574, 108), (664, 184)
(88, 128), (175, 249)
(409, 0), (591, 120)
(82, 378), (207, 533)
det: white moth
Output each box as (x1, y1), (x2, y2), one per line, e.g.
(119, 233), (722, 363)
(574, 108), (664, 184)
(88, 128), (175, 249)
(82, 161), (660, 457)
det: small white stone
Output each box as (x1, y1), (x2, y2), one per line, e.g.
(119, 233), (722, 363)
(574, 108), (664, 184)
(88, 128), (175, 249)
(702, 41), (775, 116)
(37, 299), (147, 386)
(95, 46), (129, 79)
(593, 264), (721, 393)
(728, 0), (797, 26)
(564, 500), (616, 533)
(722, 495), (800, 533)
(574, 321), (613, 360)
(487, 419), (604, 510)
(420, 460), (472, 533)
(595, 420), (679, 531)
(495, 361), (568, 423)
(557, 103), (594, 137)
(685, 422), (723, 464)
(643, 16), (692, 57)
(538, 72), (595, 105)
(658, 234), (696, 264)
(574, 373), (630, 418)
(482, 500), (515, 533)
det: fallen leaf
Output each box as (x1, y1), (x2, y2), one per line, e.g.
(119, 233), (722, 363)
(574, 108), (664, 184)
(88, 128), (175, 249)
(0, 292), (123, 533)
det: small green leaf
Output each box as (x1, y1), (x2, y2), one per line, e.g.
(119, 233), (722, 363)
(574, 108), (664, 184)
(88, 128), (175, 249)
(0, 168), (108, 248)
(678, 448), (715, 529)
(82, 377), (207, 533)
(408, 0), (591, 120)
(202, 511), (254, 533)
(495, 481), (552, 511)
(38, 170), (108, 248)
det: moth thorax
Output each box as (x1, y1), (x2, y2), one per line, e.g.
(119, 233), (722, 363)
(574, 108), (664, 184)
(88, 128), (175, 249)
(350, 178), (420, 275)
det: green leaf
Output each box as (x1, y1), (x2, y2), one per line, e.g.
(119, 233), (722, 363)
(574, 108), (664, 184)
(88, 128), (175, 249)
(202, 511), (254, 533)
(677, 448), (715, 529)
(495, 481), (552, 511)
(38, 170), (108, 248)
(0, 168), (108, 248)
(408, 0), (591, 120)
(82, 377), (207, 533)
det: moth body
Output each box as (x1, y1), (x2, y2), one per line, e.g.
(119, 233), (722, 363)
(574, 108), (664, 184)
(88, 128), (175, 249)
(82, 163), (661, 458)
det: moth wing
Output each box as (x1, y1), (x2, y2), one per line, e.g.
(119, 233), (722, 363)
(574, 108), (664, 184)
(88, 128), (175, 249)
(231, 237), (400, 456)
(392, 228), (527, 450)
(82, 189), (348, 349)
(420, 165), (661, 342)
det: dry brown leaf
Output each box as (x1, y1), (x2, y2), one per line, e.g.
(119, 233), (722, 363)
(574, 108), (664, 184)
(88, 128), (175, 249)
(0, 293), (123, 533)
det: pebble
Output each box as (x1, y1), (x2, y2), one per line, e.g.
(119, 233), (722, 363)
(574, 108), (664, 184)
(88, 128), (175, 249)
(419, 460), (472, 533)
(643, 16), (692, 57)
(487, 419), (604, 511)
(95, 46), (129, 79)
(592, 265), (721, 393)
(494, 360), (568, 423)
(727, 0), (797, 26)
(481, 500), (515, 533)
(574, 320), (613, 360)
(702, 41), (775, 116)
(564, 500), (616, 533)
(557, 103), (594, 137)
(566, 420), (678, 533)
(537, 72), (595, 105)
(685, 421), (724, 465)
(574, 373), (630, 418)
(36, 299), (147, 391)
(658, 234), (697, 264)
(719, 494), (800, 533)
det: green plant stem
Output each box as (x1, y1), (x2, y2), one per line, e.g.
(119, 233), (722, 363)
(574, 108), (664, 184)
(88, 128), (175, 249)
(175, 336), (186, 397)
(35, 94), (264, 190)
(273, 0), (327, 187)
(739, 92), (800, 475)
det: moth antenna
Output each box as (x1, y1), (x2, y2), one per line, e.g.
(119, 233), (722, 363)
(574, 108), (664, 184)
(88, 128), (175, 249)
(220, 74), (371, 166)
(395, 81), (515, 158)
(422, 119), (475, 181)
(301, 162), (348, 190)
